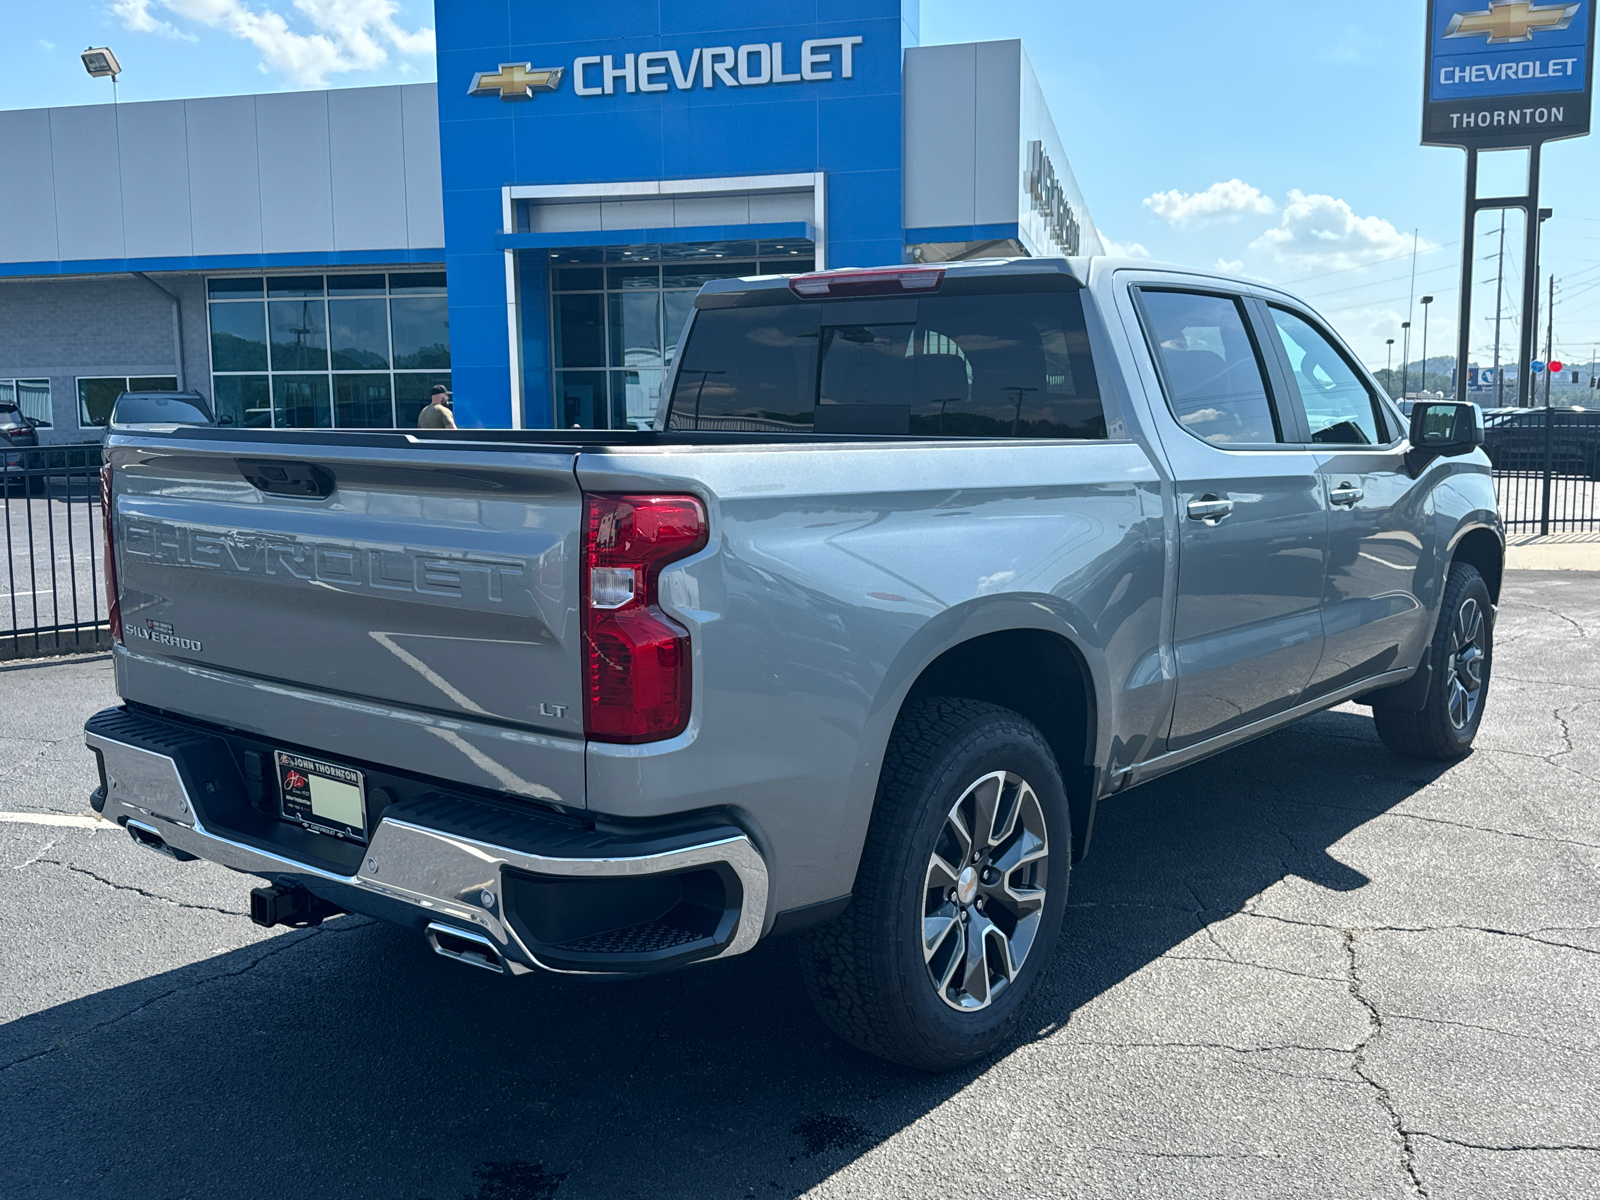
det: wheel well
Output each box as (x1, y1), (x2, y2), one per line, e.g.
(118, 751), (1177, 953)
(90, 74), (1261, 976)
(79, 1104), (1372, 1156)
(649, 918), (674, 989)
(904, 629), (1098, 860)
(1453, 527), (1504, 605)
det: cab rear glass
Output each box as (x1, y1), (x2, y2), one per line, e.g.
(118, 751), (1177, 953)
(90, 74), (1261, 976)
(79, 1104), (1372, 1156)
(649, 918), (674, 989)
(666, 290), (1104, 439)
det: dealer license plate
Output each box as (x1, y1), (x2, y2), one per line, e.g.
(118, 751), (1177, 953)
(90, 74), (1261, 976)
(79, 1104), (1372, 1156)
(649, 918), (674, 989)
(276, 751), (367, 842)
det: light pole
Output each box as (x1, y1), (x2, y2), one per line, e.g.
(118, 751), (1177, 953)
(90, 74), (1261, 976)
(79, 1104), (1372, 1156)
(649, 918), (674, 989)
(1386, 338), (1395, 392)
(80, 47), (122, 104)
(1401, 321), (1412, 399)
(1420, 296), (1434, 397)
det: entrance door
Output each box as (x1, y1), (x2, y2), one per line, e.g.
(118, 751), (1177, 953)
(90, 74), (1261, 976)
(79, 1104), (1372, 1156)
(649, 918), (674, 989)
(1134, 287), (1329, 751)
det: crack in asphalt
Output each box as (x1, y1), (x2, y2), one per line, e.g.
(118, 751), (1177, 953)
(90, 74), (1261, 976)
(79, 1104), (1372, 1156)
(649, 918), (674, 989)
(1378, 809), (1600, 852)
(1161, 952), (1345, 986)
(11, 837), (57, 870)
(1499, 597), (1589, 638)
(1090, 1145), (1270, 1162)
(1344, 931), (1430, 1198)
(1387, 1011), (1600, 1057)
(32, 858), (251, 917)
(0, 927), (326, 1074)
(1245, 911), (1600, 958)
(1075, 1038), (1354, 1057)
(1409, 1132), (1600, 1153)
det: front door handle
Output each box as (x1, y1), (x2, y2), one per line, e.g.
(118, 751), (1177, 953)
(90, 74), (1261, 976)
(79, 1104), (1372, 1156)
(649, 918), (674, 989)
(1330, 482), (1365, 507)
(1186, 494), (1234, 523)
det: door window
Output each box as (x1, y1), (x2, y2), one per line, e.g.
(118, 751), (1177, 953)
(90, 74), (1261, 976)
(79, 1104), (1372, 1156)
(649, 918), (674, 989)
(1269, 308), (1385, 445)
(1138, 290), (1282, 446)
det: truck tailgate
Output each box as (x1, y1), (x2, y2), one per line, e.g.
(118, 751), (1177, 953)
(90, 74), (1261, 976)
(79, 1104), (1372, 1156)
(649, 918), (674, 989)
(107, 437), (586, 801)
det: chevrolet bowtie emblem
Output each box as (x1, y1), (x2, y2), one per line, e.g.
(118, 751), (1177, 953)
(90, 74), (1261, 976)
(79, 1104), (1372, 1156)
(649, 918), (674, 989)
(1444, 1), (1581, 43)
(469, 63), (565, 100)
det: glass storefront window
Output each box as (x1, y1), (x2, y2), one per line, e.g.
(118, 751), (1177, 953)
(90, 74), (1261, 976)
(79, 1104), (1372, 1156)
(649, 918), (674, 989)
(210, 302), (269, 371)
(77, 376), (179, 428)
(273, 374), (332, 428)
(268, 299), (329, 371)
(545, 241), (814, 429)
(212, 376), (271, 428)
(334, 373), (394, 428)
(391, 297), (451, 369)
(396, 372), (452, 428)
(0, 379), (52, 428)
(329, 298), (391, 369)
(209, 272), (447, 429)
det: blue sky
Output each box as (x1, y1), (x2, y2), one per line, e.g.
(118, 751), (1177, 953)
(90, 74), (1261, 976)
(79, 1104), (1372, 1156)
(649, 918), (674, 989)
(2, 0), (1597, 371)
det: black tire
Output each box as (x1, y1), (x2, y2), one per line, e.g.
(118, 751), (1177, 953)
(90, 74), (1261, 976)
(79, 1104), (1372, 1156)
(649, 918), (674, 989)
(1374, 562), (1493, 760)
(799, 698), (1071, 1072)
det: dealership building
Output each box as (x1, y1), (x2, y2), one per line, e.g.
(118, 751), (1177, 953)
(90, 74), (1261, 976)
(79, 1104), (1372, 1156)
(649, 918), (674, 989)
(0, 1), (1098, 440)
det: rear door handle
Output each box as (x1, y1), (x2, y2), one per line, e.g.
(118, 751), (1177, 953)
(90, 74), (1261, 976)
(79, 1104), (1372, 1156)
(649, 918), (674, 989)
(1186, 494), (1234, 523)
(1330, 482), (1364, 507)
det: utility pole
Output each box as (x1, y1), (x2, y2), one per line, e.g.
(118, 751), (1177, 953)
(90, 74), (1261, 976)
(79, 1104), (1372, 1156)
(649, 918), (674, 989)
(1420, 295), (1434, 395)
(1492, 211), (1506, 407)
(1386, 337), (1395, 389)
(1544, 274), (1555, 407)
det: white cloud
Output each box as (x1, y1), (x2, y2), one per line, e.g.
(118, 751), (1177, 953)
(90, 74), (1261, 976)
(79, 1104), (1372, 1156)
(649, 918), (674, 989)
(1251, 190), (1429, 272)
(115, 0), (433, 86)
(39, 38), (58, 50)
(1097, 229), (1150, 259)
(1143, 179), (1276, 227)
(112, 0), (195, 40)
(1214, 258), (1245, 274)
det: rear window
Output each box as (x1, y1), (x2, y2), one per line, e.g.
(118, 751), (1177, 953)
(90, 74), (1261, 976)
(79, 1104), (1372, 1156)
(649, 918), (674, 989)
(667, 290), (1104, 438)
(112, 394), (214, 426)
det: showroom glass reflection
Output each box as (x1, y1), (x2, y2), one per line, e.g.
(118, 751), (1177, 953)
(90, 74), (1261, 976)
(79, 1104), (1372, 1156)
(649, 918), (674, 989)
(548, 242), (814, 430)
(207, 272), (450, 429)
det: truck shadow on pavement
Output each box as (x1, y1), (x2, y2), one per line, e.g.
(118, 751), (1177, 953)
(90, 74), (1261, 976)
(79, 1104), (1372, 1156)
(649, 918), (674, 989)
(2, 708), (1452, 1200)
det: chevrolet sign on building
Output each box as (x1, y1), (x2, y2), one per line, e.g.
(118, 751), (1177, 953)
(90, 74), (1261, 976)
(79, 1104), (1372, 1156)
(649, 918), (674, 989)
(1424, 0), (1597, 145)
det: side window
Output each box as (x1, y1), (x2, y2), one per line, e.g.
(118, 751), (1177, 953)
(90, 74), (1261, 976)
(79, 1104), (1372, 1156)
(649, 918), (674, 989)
(1138, 290), (1282, 446)
(1269, 307), (1386, 445)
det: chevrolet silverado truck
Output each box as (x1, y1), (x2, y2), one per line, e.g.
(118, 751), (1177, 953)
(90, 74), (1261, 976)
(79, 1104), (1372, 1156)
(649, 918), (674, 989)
(84, 258), (1501, 1071)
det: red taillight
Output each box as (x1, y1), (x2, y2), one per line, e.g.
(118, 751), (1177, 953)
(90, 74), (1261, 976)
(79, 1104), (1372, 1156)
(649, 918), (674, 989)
(788, 266), (946, 298)
(100, 463), (123, 644)
(582, 494), (708, 744)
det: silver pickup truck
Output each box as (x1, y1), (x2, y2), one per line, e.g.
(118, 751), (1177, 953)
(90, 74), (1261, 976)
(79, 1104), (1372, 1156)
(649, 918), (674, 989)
(85, 257), (1501, 1071)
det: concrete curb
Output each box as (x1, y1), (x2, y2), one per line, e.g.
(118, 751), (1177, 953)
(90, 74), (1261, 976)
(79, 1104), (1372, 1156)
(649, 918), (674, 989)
(1506, 534), (1600, 572)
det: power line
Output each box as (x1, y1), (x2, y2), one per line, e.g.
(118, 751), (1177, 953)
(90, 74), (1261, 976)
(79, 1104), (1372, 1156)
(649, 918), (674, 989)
(1278, 238), (1461, 286)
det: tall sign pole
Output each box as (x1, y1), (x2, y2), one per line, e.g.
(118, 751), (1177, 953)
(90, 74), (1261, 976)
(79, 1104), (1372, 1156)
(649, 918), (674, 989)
(1426, 1), (1595, 407)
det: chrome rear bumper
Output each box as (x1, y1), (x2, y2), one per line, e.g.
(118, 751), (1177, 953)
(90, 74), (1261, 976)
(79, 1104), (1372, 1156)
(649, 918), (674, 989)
(85, 707), (769, 976)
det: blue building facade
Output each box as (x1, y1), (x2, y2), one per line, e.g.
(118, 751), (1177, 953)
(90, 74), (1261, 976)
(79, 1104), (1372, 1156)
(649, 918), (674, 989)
(436, 0), (921, 430)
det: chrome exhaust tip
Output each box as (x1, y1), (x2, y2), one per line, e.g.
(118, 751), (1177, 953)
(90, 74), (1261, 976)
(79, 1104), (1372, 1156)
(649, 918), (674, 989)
(426, 922), (507, 974)
(125, 818), (197, 861)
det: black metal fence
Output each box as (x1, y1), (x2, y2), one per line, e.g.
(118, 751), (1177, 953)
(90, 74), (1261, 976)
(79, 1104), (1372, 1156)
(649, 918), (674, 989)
(1, 445), (110, 659)
(0, 415), (1593, 658)
(1486, 407), (1600, 534)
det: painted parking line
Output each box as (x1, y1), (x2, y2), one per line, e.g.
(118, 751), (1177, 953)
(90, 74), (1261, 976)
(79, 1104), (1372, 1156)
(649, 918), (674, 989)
(0, 811), (107, 828)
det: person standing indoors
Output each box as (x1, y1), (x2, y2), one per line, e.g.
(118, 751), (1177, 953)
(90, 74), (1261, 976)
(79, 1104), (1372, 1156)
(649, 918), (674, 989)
(417, 385), (456, 429)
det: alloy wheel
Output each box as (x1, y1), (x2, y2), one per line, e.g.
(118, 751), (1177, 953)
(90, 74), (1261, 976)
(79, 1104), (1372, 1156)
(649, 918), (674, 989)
(1445, 596), (1487, 731)
(921, 770), (1049, 1011)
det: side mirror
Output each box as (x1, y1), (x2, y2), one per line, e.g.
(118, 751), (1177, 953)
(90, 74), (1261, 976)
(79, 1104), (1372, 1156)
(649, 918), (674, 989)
(1409, 401), (1483, 461)
(218, 415), (235, 426)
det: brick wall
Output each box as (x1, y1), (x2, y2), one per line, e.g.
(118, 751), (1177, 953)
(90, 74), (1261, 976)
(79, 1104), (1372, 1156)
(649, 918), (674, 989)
(0, 274), (210, 444)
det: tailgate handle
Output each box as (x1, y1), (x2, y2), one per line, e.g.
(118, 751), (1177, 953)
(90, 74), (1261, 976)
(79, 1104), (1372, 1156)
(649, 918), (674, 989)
(238, 459), (335, 499)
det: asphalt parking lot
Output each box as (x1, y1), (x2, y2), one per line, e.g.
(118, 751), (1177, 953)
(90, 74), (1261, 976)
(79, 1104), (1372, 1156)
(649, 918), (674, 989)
(2, 571), (1596, 1200)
